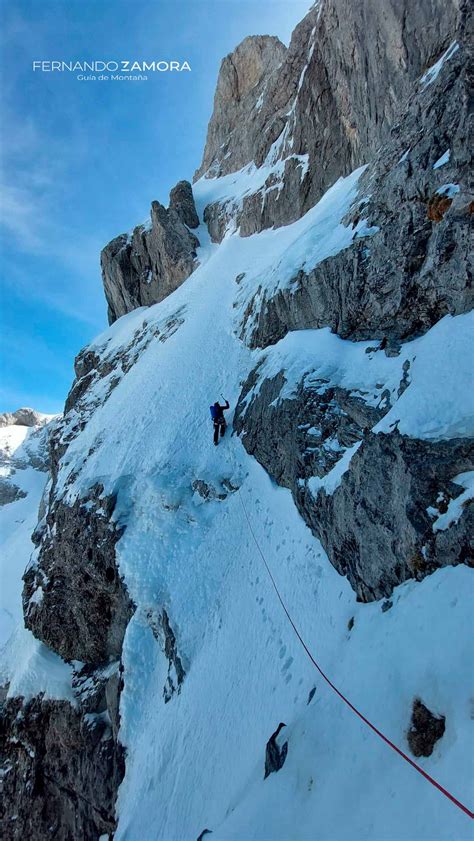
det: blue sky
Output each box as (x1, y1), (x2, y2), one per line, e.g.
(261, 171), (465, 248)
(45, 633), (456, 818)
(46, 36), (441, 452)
(0, 0), (310, 413)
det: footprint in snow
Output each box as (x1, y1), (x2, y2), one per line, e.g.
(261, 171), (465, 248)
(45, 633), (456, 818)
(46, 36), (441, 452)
(282, 656), (294, 672)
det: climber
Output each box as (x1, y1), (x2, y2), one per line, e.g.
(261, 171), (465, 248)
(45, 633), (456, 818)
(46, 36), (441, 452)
(210, 398), (230, 446)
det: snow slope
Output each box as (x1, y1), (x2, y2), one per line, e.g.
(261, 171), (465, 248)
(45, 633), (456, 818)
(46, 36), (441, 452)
(34, 166), (474, 839)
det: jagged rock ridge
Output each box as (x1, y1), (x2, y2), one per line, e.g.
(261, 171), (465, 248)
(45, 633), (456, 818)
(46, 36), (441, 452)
(101, 181), (199, 324)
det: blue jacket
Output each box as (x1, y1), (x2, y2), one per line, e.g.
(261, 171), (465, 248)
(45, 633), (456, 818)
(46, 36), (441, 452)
(210, 401), (229, 420)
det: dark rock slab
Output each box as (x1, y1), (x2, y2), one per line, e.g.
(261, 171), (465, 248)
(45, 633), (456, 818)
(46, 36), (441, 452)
(264, 722), (288, 779)
(146, 608), (186, 703)
(101, 186), (199, 324)
(300, 432), (474, 601)
(0, 688), (125, 841)
(0, 479), (27, 506)
(169, 179), (200, 229)
(234, 369), (386, 491)
(407, 698), (446, 757)
(24, 485), (134, 664)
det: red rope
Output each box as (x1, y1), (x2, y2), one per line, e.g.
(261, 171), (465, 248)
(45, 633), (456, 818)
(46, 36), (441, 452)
(238, 490), (474, 819)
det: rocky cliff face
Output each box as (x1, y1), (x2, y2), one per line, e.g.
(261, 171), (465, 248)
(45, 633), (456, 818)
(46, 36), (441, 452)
(24, 486), (133, 664)
(242, 31), (472, 348)
(195, 0), (467, 242)
(234, 318), (474, 602)
(229, 1), (473, 605)
(101, 180), (199, 324)
(1, 671), (125, 840)
(196, 1), (464, 186)
(2, 302), (192, 837)
(0, 414), (129, 840)
(300, 432), (474, 601)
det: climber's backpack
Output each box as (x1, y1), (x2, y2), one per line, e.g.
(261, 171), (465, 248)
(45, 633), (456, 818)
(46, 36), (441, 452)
(210, 404), (219, 421)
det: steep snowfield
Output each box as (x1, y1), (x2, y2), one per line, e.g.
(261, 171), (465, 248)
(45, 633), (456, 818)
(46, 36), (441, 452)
(0, 421), (75, 700)
(28, 167), (473, 839)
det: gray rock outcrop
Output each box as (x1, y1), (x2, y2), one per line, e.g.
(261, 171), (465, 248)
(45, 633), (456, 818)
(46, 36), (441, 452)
(0, 479), (27, 506)
(0, 664), (125, 840)
(300, 432), (474, 601)
(234, 370), (387, 490)
(101, 181), (199, 324)
(169, 180), (200, 228)
(24, 485), (134, 664)
(236, 367), (473, 601)
(145, 608), (186, 703)
(0, 408), (51, 428)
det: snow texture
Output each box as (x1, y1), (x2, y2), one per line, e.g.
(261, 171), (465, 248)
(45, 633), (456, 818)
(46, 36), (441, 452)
(429, 471), (474, 533)
(433, 149), (450, 169)
(420, 42), (459, 88)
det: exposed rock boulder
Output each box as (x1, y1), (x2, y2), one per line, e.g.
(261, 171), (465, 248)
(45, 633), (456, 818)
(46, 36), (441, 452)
(0, 479), (27, 506)
(101, 184), (200, 324)
(0, 665), (125, 840)
(192, 476), (239, 501)
(407, 698), (446, 757)
(264, 722), (288, 779)
(299, 432), (474, 601)
(24, 485), (134, 664)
